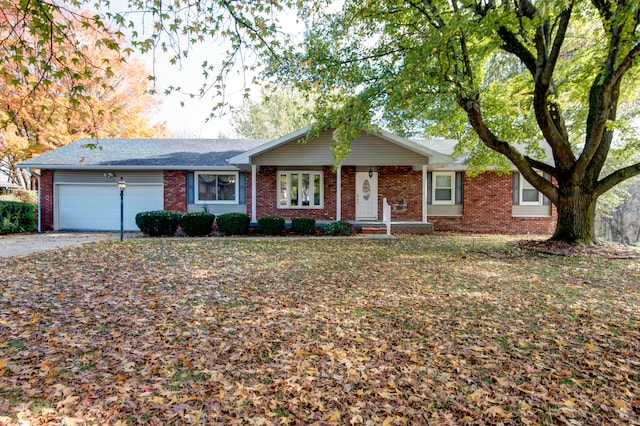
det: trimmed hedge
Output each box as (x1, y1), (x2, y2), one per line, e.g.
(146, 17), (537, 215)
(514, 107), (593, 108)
(258, 215), (285, 235)
(178, 212), (215, 236)
(325, 220), (354, 236)
(216, 212), (250, 236)
(292, 217), (316, 235)
(135, 210), (180, 236)
(0, 201), (36, 235)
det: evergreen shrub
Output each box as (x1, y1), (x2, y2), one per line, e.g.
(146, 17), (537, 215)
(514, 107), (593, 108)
(0, 201), (36, 234)
(178, 212), (215, 236)
(291, 217), (316, 235)
(258, 215), (285, 235)
(135, 210), (180, 236)
(216, 212), (250, 236)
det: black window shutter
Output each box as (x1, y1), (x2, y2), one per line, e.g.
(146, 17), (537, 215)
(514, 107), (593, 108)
(426, 172), (432, 205)
(187, 171), (194, 204)
(512, 172), (520, 205)
(239, 172), (246, 204)
(455, 172), (463, 205)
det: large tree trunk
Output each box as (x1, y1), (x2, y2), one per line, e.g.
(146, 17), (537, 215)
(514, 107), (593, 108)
(551, 186), (597, 243)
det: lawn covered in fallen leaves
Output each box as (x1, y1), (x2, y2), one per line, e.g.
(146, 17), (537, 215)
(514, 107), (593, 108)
(1, 235), (639, 425)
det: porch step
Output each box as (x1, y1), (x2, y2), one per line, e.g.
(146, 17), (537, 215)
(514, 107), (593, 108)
(360, 226), (388, 235)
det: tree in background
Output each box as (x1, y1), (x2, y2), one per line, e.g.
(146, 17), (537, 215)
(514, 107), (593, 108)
(596, 178), (640, 244)
(231, 88), (313, 139)
(0, 1), (167, 188)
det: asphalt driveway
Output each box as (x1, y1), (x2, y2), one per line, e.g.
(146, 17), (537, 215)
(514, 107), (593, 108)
(0, 232), (120, 257)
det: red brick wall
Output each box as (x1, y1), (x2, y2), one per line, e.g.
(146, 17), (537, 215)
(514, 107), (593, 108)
(378, 166), (423, 221)
(249, 167), (555, 234)
(429, 172), (556, 235)
(255, 166), (339, 221)
(253, 166), (423, 221)
(340, 167), (356, 220)
(40, 169), (54, 231)
(163, 170), (187, 212)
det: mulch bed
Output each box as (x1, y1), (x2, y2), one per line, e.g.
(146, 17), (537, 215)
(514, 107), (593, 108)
(512, 239), (640, 259)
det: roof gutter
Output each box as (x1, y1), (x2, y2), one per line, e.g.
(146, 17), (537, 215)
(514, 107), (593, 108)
(16, 165), (243, 171)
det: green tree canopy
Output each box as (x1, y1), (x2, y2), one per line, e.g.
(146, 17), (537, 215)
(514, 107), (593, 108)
(273, 0), (640, 243)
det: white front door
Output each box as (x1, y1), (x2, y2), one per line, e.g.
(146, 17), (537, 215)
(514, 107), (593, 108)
(356, 171), (378, 220)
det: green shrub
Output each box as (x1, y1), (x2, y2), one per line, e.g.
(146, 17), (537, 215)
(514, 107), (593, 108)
(292, 217), (316, 235)
(216, 212), (250, 236)
(135, 210), (180, 236)
(178, 212), (215, 236)
(0, 201), (36, 235)
(258, 215), (285, 235)
(325, 220), (354, 236)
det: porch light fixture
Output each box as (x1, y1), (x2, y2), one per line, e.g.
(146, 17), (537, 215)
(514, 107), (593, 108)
(118, 177), (126, 241)
(368, 168), (373, 178)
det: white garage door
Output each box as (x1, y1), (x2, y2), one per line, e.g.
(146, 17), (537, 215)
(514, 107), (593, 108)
(57, 184), (164, 231)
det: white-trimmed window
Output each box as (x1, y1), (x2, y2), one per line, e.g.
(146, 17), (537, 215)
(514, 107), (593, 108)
(432, 172), (455, 204)
(195, 172), (238, 204)
(278, 171), (323, 208)
(520, 173), (543, 205)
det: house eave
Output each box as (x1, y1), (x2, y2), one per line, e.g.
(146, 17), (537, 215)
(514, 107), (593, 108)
(228, 126), (312, 165)
(17, 164), (242, 171)
(229, 126), (455, 166)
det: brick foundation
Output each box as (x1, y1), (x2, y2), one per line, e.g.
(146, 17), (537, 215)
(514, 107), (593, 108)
(163, 170), (187, 212)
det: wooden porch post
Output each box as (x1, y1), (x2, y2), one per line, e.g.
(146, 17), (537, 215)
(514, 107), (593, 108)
(251, 164), (257, 222)
(336, 166), (342, 221)
(422, 164), (428, 223)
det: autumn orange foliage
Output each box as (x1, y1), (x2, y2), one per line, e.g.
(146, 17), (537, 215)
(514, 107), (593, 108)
(0, 2), (167, 188)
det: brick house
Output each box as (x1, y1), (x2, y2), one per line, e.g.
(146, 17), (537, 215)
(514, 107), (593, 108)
(18, 127), (556, 234)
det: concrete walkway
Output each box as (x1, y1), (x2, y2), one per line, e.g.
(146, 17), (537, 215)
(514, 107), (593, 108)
(0, 232), (118, 257)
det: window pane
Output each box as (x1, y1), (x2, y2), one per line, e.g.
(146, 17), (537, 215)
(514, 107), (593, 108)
(290, 174), (299, 206)
(435, 188), (452, 201)
(198, 174), (216, 200)
(279, 174), (288, 206)
(217, 174), (236, 200)
(301, 174), (310, 206)
(522, 188), (539, 202)
(314, 174), (321, 206)
(435, 175), (452, 188)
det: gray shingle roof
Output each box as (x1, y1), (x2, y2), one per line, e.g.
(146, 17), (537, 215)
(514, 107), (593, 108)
(19, 138), (268, 170)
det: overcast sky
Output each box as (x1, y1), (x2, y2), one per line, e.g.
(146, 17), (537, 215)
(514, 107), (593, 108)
(102, 1), (304, 139)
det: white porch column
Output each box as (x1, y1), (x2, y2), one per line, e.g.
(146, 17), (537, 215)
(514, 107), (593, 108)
(422, 164), (428, 223)
(251, 165), (257, 223)
(336, 166), (342, 221)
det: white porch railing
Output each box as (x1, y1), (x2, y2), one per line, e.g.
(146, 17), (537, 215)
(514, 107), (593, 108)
(382, 197), (391, 236)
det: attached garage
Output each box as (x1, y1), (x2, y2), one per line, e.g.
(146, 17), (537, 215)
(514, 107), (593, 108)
(54, 171), (163, 231)
(18, 138), (266, 233)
